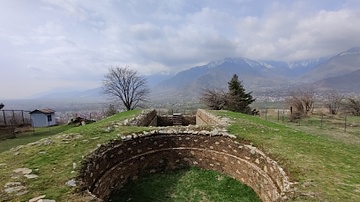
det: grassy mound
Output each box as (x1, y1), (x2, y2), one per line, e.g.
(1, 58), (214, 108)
(214, 110), (360, 201)
(0, 109), (359, 201)
(0, 110), (145, 202)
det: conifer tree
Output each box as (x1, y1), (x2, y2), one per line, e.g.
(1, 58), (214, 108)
(226, 74), (255, 113)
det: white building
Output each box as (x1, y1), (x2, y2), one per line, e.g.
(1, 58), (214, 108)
(29, 109), (56, 127)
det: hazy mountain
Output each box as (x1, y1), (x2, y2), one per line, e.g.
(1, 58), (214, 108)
(302, 47), (360, 82)
(286, 57), (330, 77)
(27, 47), (360, 102)
(145, 73), (174, 88)
(29, 87), (104, 101)
(314, 69), (360, 93)
(152, 47), (360, 100)
(152, 57), (289, 100)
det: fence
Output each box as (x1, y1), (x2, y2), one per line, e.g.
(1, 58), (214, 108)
(259, 108), (360, 132)
(0, 110), (31, 127)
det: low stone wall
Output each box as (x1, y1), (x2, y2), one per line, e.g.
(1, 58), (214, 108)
(196, 109), (227, 126)
(78, 131), (292, 202)
(123, 109), (222, 127)
(122, 109), (157, 126)
(157, 115), (196, 126)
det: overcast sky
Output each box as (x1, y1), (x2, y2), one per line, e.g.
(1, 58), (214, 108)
(1, 0), (360, 99)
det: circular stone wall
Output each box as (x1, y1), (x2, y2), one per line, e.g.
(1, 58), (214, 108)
(78, 131), (292, 202)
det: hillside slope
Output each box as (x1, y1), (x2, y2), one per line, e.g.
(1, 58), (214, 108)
(303, 47), (360, 82)
(0, 110), (359, 201)
(314, 69), (360, 93)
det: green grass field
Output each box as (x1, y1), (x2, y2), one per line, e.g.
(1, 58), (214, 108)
(0, 109), (359, 201)
(214, 110), (360, 201)
(110, 167), (261, 202)
(0, 125), (73, 153)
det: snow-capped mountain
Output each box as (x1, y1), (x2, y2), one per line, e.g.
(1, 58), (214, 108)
(338, 47), (360, 56)
(152, 47), (360, 100)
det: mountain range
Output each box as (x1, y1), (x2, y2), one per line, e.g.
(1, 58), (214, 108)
(152, 47), (360, 100)
(29, 47), (360, 102)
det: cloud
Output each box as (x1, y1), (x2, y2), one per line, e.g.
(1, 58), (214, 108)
(1, 0), (360, 98)
(234, 4), (360, 60)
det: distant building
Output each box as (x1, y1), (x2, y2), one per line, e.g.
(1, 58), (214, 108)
(29, 109), (56, 127)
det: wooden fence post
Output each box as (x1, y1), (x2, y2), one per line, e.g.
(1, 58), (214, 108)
(2, 110), (6, 126)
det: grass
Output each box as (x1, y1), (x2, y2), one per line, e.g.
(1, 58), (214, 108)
(0, 109), (359, 201)
(261, 111), (360, 145)
(0, 110), (145, 202)
(110, 167), (261, 202)
(214, 110), (360, 201)
(0, 125), (73, 153)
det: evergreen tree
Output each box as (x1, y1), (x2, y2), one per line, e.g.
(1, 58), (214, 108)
(226, 74), (255, 113)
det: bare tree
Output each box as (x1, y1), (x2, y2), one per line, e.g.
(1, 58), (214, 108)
(200, 88), (227, 110)
(287, 87), (316, 120)
(324, 90), (344, 115)
(103, 67), (150, 111)
(343, 97), (360, 116)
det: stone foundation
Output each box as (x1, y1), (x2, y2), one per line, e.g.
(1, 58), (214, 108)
(122, 109), (226, 127)
(78, 109), (292, 201)
(196, 109), (228, 126)
(78, 131), (292, 202)
(157, 115), (196, 126)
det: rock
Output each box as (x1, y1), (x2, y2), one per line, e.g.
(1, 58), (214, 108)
(25, 174), (39, 179)
(28, 142), (39, 146)
(68, 117), (95, 126)
(300, 191), (317, 198)
(250, 148), (256, 155)
(4, 184), (27, 194)
(104, 127), (112, 133)
(210, 130), (219, 136)
(29, 195), (46, 202)
(13, 168), (32, 175)
(38, 200), (56, 202)
(15, 189), (29, 196)
(302, 181), (315, 188)
(65, 179), (76, 187)
(43, 139), (53, 146)
(4, 182), (21, 187)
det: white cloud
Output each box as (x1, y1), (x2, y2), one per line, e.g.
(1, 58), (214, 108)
(1, 0), (360, 99)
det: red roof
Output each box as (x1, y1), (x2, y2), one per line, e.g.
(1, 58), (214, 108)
(29, 108), (55, 114)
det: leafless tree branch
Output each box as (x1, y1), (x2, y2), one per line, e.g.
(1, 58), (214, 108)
(287, 87), (316, 120)
(200, 88), (227, 110)
(343, 97), (360, 116)
(102, 67), (150, 111)
(324, 90), (344, 115)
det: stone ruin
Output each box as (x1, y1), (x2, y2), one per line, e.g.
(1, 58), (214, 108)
(77, 109), (293, 202)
